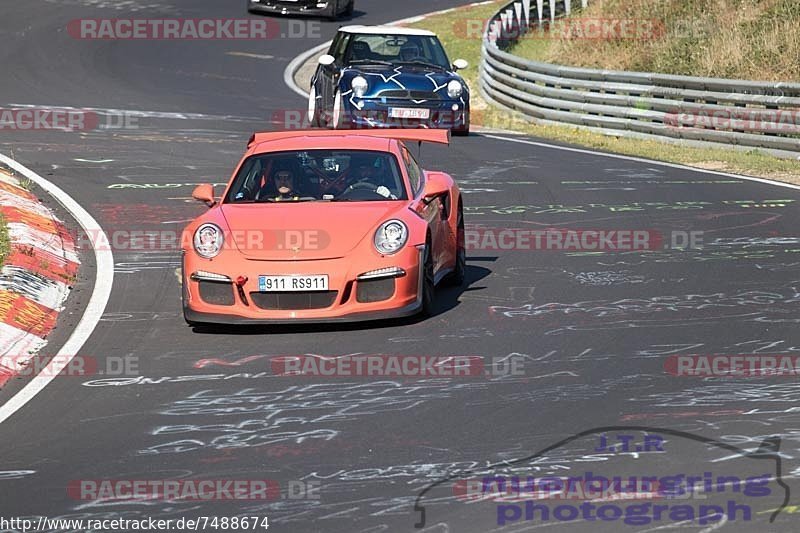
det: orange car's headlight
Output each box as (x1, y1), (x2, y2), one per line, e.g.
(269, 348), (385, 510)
(374, 220), (408, 255)
(193, 223), (224, 259)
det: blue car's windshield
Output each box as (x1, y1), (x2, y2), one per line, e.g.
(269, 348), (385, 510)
(345, 34), (451, 70)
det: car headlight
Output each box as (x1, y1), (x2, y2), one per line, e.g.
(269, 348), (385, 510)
(447, 80), (463, 98)
(351, 76), (368, 98)
(374, 220), (408, 255)
(193, 223), (224, 259)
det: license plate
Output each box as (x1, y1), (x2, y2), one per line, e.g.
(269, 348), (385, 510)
(389, 107), (430, 119)
(258, 275), (329, 292)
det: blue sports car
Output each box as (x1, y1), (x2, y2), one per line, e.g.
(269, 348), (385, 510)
(308, 25), (471, 135)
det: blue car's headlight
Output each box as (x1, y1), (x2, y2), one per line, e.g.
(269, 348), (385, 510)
(447, 80), (463, 99)
(351, 76), (368, 98)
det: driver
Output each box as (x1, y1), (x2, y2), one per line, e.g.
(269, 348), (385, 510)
(343, 155), (395, 199)
(399, 43), (421, 62)
(256, 165), (300, 201)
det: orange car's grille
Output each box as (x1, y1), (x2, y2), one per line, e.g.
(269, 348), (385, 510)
(356, 278), (395, 303)
(249, 291), (338, 310)
(199, 280), (235, 306)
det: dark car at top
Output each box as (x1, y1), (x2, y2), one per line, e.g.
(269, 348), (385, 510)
(308, 25), (471, 135)
(247, 0), (354, 20)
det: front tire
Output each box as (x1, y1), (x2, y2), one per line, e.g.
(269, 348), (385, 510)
(444, 201), (466, 286)
(421, 237), (436, 316)
(325, 0), (341, 20)
(331, 89), (344, 129)
(453, 106), (470, 136)
(308, 84), (321, 127)
(343, 0), (354, 16)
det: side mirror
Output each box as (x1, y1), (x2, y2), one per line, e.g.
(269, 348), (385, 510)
(318, 54), (336, 66)
(452, 59), (469, 71)
(422, 172), (450, 203)
(192, 184), (216, 207)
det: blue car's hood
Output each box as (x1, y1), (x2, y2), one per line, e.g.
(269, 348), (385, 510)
(340, 64), (467, 99)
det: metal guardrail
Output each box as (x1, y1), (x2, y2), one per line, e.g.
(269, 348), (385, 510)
(479, 0), (800, 153)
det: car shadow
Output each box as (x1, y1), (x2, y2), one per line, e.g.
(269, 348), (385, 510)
(190, 260), (494, 335)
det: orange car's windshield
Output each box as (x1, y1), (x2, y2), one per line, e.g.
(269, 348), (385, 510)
(225, 150), (408, 203)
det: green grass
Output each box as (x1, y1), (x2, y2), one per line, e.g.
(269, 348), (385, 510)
(408, 0), (800, 184)
(510, 0), (800, 82)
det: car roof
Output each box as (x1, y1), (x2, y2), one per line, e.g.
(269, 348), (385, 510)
(337, 25), (436, 37)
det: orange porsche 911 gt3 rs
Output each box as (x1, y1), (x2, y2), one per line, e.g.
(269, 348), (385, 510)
(181, 128), (465, 325)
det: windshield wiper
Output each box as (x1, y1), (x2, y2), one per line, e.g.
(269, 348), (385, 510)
(257, 197), (317, 203)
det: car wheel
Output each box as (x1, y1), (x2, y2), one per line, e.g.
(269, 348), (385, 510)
(344, 0), (354, 16)
(308, 84), (321, 127)
(444, 201), (466, 286)
(325, 0), (341, 20)
(331, 89), (344, 129)
(421, 237), (436, 316)
(453, 106), (470, 136)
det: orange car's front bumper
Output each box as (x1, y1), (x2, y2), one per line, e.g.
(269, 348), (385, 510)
(182, 247), (424, 324)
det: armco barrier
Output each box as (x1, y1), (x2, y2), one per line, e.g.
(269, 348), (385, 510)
(479, 0), (800, 154)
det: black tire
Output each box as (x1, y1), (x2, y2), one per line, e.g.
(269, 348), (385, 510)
(308, 84), (322, 127)
(325, 0), (341, 20)
(444, 202), (466, 286)
(331, 89), (345, 129)
(452, 106), (470, 136)
(344, 0), (354, 16)
(421, 236), (436, 316)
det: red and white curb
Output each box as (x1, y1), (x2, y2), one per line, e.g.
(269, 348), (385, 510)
(0, 167), (80, 387)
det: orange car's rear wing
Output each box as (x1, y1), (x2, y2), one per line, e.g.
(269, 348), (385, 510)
(247, 128), (450, 149)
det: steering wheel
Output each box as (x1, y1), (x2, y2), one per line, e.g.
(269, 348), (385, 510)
(338, 181), (385, 200)
(346, 180), (379, 191)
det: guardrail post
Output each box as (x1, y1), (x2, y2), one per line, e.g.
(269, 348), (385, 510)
(522, 0), (531, 27)
(536, 0), (544, 27)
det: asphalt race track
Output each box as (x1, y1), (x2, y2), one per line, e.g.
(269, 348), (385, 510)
(1, 1), (800, 532)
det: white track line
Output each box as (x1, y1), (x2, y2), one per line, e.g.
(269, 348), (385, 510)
(0, 154), (114, 425)
(483, 134), (800, 191)
(283, 41), (332, 98)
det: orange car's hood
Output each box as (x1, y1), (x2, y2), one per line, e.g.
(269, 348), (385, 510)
(220, 202), (407, 260)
